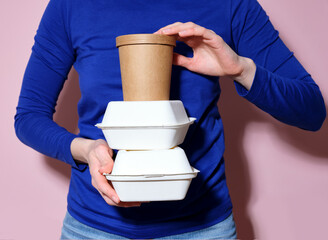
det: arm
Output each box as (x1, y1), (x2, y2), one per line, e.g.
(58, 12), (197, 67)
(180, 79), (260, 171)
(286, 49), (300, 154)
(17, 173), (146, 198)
(156, 1), (325, 131)
(231, 0), (326, 131)
(14, 0), (140, 207)
(70, 138), (141, 207)
(14, 0), (82, 169)
(156, 21), (256, 90)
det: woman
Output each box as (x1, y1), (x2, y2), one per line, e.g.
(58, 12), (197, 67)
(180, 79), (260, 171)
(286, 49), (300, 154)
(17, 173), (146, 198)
(15, 0), (325, 239)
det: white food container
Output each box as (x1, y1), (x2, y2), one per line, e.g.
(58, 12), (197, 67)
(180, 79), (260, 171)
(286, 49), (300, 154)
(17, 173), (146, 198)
(96, 118), (196, 150)
(104, 168), (199, 202)
(96, 100), (196, 150)
(112, 147), (193, 175)
(100, 100), (190, 126)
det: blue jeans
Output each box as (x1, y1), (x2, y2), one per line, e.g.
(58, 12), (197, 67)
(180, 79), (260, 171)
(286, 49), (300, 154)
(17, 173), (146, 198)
(60, 211), (237, 239)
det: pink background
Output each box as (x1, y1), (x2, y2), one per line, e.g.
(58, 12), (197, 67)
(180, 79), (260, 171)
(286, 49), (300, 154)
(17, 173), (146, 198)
(1, 0), (327, 239)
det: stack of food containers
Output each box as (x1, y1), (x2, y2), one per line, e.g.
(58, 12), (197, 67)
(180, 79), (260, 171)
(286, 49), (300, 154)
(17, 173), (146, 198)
(96, 34), (199, 202)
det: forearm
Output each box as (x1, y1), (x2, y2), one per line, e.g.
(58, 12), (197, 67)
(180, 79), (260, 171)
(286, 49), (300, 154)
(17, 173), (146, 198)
(235, 62), (326, 131)
(230, 0), (326, 131)
(14, 111), (83, 167)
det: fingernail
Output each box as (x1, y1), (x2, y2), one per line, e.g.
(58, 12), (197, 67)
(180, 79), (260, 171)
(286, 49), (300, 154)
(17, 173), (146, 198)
(162, 28), (171, 34)
(179, 30), (187, 35)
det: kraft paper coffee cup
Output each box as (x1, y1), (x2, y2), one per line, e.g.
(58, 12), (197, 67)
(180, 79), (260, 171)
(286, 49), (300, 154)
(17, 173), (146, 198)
(116, 34), (176, 101)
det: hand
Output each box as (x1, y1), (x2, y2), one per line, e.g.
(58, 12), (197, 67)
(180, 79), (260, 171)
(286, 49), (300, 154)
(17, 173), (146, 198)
(155, 22), (256, 90)
(71, 138), (143, 207)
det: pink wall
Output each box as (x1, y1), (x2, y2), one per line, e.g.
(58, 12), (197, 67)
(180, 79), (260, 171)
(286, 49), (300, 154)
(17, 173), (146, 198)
(1, 0), (327, 239)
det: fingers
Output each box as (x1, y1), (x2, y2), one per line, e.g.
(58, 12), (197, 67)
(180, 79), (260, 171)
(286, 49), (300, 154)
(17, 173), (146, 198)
(100, 192), (142, 207)
(173, 52), (192, 68)
(94, 142), (114, 174)
(94, 140), (113, 161)
(154, 22), (183, 34)
(156, 22), (217, 41)
(98, 160), (114, 174)
(88, 140), (118, 205)
(88, 139), (144, 208)
(93, 174), (143, 207)
(97, 172), (119, 202)
(156, 21), (192, 35)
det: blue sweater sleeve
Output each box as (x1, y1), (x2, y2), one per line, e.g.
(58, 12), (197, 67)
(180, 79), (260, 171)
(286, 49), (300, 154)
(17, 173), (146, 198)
(231, 0), (326, 131)
(14, 0), (86, 170)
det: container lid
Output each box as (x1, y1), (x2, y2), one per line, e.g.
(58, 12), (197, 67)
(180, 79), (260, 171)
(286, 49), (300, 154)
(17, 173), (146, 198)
(116, 34), (176, 47)
(96, 100), (192, 127)
(111, 147), (193, 175)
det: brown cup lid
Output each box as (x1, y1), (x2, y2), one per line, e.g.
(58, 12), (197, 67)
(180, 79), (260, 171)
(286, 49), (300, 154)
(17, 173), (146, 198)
(116, 34), (176, 48)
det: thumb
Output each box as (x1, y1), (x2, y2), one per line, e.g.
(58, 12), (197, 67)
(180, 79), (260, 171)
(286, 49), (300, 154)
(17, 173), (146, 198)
(98, 160), (114, 174)
(173, 52), (193, 70)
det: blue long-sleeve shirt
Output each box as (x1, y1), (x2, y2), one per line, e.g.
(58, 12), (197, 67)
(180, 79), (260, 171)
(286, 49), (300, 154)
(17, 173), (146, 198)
(15, 0), (326, 238)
